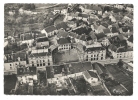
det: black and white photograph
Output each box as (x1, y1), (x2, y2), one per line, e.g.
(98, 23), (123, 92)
(4, 3), (133, 96)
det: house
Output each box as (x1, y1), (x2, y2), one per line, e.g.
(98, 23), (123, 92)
(95, 33), (109, 46)
(4, 51), (27, 75)
(17, 66), (37, 85)
(127, 35), (133, 47)
(83, 70), (99, 84)
(108, 44), (133, 59)
(28, 52), (53, 70)
(57, 37), (72, 51)
(66, 21), (77, 28)
(114, 4), (124, 9)
(36, 37), (49, 49)
(84, 5), (102, 15)
(122, 61), (133, 72)
(19, 33), (35, 47)
(78, 13), (89, 21)
(55, 22), (69, 31)
(47, 62), (93, 83)
(126, 6), (133, 12)
(109, 15), (116, 23)
(91, 24), (106, 33)
(88, 31), (97, 43)
(110, 27), (119, 36)
(84, 46), (106, 61)
(57, 29), (69, 39)
(103, 28), (118, 37)
(41, 25), (57, 37)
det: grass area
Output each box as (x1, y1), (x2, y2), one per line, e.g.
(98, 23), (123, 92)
(53, 49), (79, 64)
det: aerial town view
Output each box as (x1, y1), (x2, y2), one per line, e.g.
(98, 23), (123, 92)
(4, 4), (133, 95)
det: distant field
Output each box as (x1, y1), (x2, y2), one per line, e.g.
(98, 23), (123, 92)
(35, 4), (57, 8)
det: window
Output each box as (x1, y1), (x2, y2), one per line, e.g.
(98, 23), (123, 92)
(40, 64), (42, 66)
(48, 63), (50, 65)
(86, 58), (88, 61)
(94, 58), (95, 60)
(10, 64), (12, 66)
(101, 57), (103, 60)
(43, 63), (45, 66)
(37, 64), (39, 67)
(43, 60), (45, 62)
(91, 58), (93, 61)
(101, 54), (103, 56)
(10, 67), (12, 70)
(32, 61), (34, 64)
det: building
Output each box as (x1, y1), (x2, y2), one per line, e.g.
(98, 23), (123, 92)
(108, 34), (133, 59)
(41, 25), (57, 37)
(108, 44), (133, 59)
(95, 33), (109, 46)
(57, 37), (72, 51)
(103, 28), (118, 38)
(83, 70), (99, 84)
(114, 4), (124, 9)
(4, 51), (27, 75)
(47, 62), (93, 83)
(55, 22), (69, 31)
(127, 35), (133, 47)
(36, 37), (49, 49)
(122, 61), (133, 72)
(28, 52), (53, 70)
(84, 46), (106, 61)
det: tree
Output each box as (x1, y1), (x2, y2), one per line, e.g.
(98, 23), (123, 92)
(117, 59), (123, 68)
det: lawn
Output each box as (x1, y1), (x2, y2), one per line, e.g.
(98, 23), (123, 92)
(53, 49), (80, 64)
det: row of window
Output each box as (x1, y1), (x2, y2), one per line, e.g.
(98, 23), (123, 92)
(31, 59), (50, 63)
(86, 54), (103, 57)
(32, 62), (50, 67)
(86, 57), (103, 61)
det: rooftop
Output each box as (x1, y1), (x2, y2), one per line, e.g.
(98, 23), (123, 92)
(45, 25), (57, 33)
(17, 67), (37, 76)
(57, 29), (69, 38)
(57, 37), (71, 45)
(85, 46), (105, 52)
(36, 37), (49, 42)
(128, 35), (133, 43)
(83, 70), (98, 79)
(29, 52), (51, 58)
(55, 22), (69, 30)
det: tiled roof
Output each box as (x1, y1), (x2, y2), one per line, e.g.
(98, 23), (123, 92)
(92, 5), (102, 11)
(57, 29), (69, 38)
(128, 35), (133, 43)
(36, 37), (48, 42)
(79, 34), (87, 41)
(46, 66), (54, 79)
(95, 33), (106, 40)
(83, 70), (98, 79)
(103, 28), (111, 34)
(55, 22), (69, 30)
(29, 52), (50, 58)
(85, 46), (105, 52)
(53, 65), (65, 74)
(45, 25), (57, 33)
(108, 44), (118, 52)
(117, 34), (126, 41)
(4, 51), (26, 63)
(17, 67), (37, 75)
(111, 27), (118, 33)
(78, 13), (89, 18)
(57, 37), (71, 45)
(89, 31), (97, 40)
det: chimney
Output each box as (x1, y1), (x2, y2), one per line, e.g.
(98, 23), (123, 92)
(18, 57), (21, 62)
